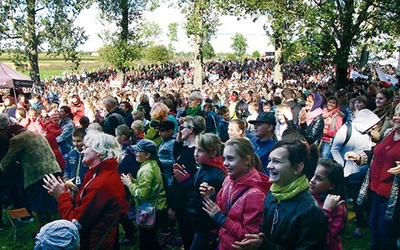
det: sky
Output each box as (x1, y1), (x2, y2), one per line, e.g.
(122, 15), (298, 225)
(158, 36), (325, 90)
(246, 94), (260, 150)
(75, 4), (274, 54)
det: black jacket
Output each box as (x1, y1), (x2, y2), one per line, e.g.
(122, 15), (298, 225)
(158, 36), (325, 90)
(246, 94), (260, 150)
(260, 189), (328, 250)
(299, 114), (324, 145)
(101, 107), (125, 136)
(184, 158), (226, 233)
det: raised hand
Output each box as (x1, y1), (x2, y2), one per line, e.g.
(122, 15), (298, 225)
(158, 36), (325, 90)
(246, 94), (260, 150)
(202, 196), (220, 218)
(199, 182), (215, 198)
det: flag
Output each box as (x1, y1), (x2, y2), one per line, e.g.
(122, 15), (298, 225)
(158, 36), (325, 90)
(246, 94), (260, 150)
(350, 69), (368, 80)
(375, 68), (399, 88)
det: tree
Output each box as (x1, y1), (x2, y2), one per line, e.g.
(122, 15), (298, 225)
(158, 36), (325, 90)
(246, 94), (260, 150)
(302, 0), (400, 89)
(167, 22), (179, 55)
(252, 50), (261, 58)
(231, 33), (248, 59)
(203, 41), (215, 59)
(145, 45), (170, 63)
(0, 0), (89, 80)
(140, 21), (163, 47)
(96, 0), (156, 80)
(181, 0), (221, 86)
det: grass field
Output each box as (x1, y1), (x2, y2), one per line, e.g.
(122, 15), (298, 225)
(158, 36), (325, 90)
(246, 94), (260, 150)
(0, 53), (105, 80)
(0, 208), (371, 250)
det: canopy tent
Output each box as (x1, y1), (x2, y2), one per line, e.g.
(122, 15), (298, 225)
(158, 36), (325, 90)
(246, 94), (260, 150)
(0, 61), (33, 89)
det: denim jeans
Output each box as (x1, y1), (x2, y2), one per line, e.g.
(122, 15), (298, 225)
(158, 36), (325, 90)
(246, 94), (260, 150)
(369, 192), (400, 250)
(320, 141), (333, 159)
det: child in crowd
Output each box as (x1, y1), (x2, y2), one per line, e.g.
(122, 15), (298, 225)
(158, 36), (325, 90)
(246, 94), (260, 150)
(309, 158), (347, 250)
(217, 106), (231, 143)
(63, 128), (88, 193)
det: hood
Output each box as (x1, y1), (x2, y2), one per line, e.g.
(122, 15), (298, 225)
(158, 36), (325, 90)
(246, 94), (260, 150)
(352, 109), (380, 133)
(203, 156), (227, 175)
(109, 107), (125, 117)
(231, 168), (271, 194)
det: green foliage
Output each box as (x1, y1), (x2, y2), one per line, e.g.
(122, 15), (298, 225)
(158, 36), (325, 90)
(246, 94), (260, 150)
(203, 41), (215, 59)
(98, 40), (142, 72)
(139, 21), (163, 46)
(0, 0), (90, 78)
(231, 33), (248, 59)
(252, 50), (261, 58)
(145, 45), (170, 63)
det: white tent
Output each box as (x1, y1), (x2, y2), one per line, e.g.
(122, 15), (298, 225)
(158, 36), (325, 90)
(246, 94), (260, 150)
(0, 61), (33, 89)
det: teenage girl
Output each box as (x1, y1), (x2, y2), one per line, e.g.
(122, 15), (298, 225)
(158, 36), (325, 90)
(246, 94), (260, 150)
(309, 158), (347, 250)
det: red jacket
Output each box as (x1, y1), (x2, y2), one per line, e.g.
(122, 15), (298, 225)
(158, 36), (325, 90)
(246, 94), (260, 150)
(216, 168), (270, 249)
(58, 158), (128, 249)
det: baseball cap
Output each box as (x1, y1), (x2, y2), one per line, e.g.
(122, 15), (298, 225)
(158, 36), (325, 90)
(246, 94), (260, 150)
(132, 139), (157, 154)
(158, 120), (175, 132)
(248, 112), (277, 126)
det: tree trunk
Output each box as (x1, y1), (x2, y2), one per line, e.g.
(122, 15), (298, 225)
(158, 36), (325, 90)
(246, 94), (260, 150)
(335, 66), (347, 90)
(273, 37), (283, 84)
(194, 34), (203, 87)
(334, 43), (351, 90)
(27, 0), (40, 82)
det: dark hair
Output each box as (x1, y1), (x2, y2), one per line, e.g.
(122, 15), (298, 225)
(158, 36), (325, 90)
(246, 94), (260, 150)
(73, 127), (87, 138)
(327, 96), (339, 105)
(120, 101), (133, 113)
(377, 89), (394, 102)
(269, 139), (309, 175)
(281, 130), (318, 180)
(317, 158), (346, 200)
(219, 106), (229, 115)
(79, 116), (90, 128)
(60, 106), (73, 120)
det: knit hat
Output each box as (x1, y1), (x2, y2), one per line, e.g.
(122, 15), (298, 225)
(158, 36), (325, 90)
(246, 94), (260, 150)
(34, 219), (81, 250)
(50, 113), (60, 121)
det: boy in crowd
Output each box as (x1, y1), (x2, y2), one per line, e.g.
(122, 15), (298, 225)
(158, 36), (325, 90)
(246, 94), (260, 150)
(217, 106), (231, 143)
(63, 128), (87, 194)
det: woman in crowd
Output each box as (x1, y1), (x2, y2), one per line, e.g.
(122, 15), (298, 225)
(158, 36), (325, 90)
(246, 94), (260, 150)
(321, 96), (344, 158)
(69, 94), (85, 127)
(309, 158), (347, 250)
(57, 106), (75, 156)
(180, 91), (205, 118)
(43, 131), (128, 249)
(121, 139), (167, 250)
(228, 119), (247, 140)
(170, 116), (206, 250)
(233, 139), (328, 249)
(137, 93), (151, 120)
(200, 138), (271, 249)
(144, 102), (169, 146)
(346, 103), (400, 249)
(174, 133), (226, 250)
(370, 89), (393, 144)
(298, 92), (324, 145)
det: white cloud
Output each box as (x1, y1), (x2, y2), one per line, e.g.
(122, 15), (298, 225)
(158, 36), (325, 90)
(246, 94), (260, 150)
(75, 4), (274, 54)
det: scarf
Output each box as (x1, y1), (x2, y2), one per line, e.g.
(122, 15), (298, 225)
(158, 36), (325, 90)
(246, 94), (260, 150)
(186, 105), (202, 117)
(305, 107), (323, 126)
(271, 175), (309, 202)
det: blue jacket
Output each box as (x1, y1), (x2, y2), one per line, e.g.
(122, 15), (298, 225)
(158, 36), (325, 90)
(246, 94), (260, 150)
(158, 134), (176, 178)
(118, 142), (139, 178)
(205, 111), (219, 134)
(63, 148), (88, 189)
(251, 138), (276, 175)
(57, 118), (75, 156)
(217, 119), (230, 142)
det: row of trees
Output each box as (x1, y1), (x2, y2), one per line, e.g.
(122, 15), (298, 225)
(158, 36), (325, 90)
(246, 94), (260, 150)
(1, 0), (399, 89)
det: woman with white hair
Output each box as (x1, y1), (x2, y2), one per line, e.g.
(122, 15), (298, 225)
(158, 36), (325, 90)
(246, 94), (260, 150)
(180, 91), (205, 119)
(43, 131), (129, 249)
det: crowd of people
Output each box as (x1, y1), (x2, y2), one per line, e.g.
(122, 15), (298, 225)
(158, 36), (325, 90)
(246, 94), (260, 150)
(0, 58), (399, 249)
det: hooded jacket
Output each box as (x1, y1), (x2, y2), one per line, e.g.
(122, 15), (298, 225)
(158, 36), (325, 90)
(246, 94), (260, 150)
(101, 107), (125, 136)
(331, 109), (380, 177)
(213, 168), (271, 249)
(184, 156), (227, 232)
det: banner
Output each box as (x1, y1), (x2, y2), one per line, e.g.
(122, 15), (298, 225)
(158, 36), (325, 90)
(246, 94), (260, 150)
(349, 70), (368, 80)
(375, 68), (398, 88)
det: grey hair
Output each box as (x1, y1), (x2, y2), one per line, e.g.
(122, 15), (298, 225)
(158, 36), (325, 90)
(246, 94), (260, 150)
(0, 114), (10, 130)
(84, 131), (124, 162)
(189, 91), (203, 104)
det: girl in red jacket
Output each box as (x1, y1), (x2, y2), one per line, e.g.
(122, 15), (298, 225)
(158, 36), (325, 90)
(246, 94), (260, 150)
(309, 158), (347, 250)
(200, 138), (270, 250)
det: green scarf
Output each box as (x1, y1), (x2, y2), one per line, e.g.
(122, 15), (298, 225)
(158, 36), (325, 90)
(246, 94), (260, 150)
(271, 175), (309, 202)
(186, 105), (201, 117)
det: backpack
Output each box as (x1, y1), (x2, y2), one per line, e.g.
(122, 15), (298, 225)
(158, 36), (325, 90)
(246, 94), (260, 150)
(342, 122), (352, 148)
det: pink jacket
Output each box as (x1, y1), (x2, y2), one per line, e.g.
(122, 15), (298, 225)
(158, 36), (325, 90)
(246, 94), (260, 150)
(215, 168), (270, 250)
(315, 195), (347, 250)
(322, 107), (344, 142)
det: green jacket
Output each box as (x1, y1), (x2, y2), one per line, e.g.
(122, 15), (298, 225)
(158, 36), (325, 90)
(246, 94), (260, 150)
(0, 130), (61, 188)
(128, 159), (166, 211)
